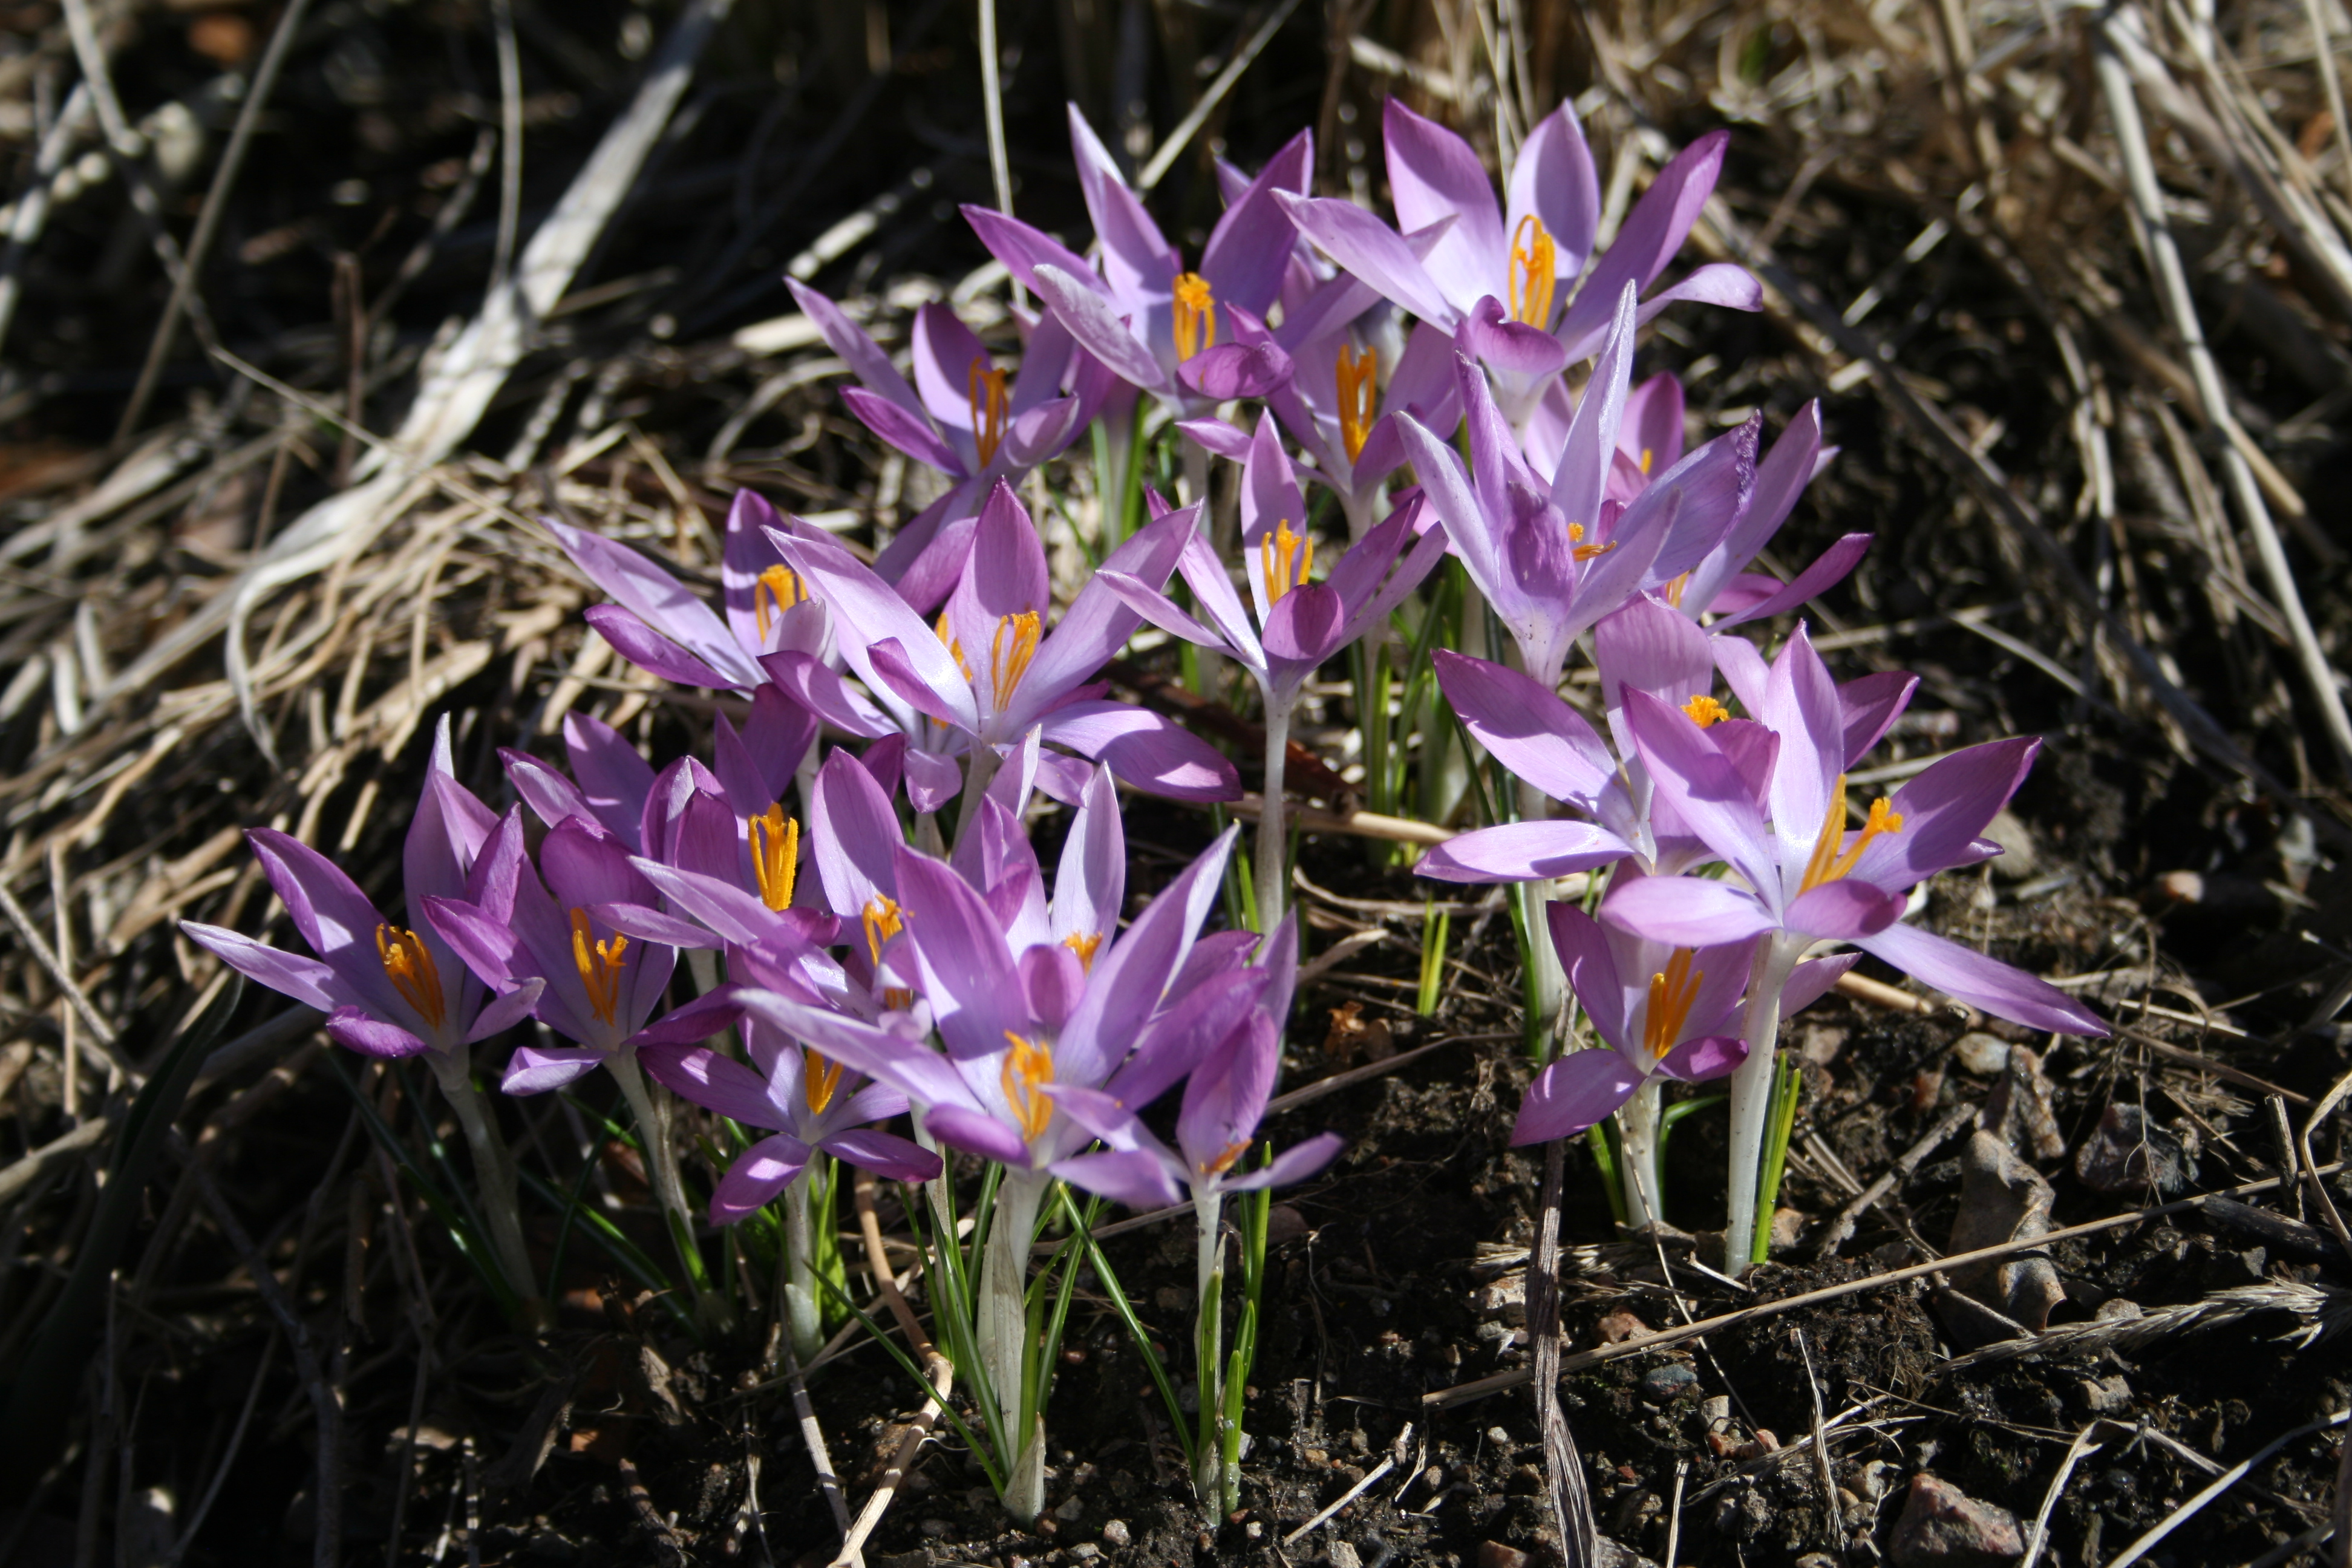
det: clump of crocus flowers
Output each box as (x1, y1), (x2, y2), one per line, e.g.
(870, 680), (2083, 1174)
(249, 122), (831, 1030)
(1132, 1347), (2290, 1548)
(183, 90), (2105, 1533)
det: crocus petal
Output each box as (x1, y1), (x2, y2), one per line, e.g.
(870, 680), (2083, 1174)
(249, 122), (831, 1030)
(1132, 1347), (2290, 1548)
(757, 651), (898, 739)
(1507, 102), (1601, 281)
(1849, 737), (2039, 893)
(1782, 952), (1861, 1017)
(1855, 921), (2109, 1036)
(1510, 1048), (1645, 1145)
(1434, 650), (1619, 805)
(1599, 874), (1777, 948)
(1620, 688), (1778, 898)
(811, 748), (902, 920)
(879, 491), (981, 612)
(1223, 1131), (1347, 1191)
(1175, 417), (1255, 463)
(785, 277), (926, 420)
(640, 1043), (785, 1129)
(324, 1007), (433, 1059)
(1655, 1032), (1746, 1082)
(548, 518), (757, 686)
(1068, 103), (1178, 307)
(1759, 626), (1844, 881)
(1549, 284), (1637, 531)
(1278, 194), (1459, 327)
(923, 1103), (1037, 1166)
(711, 1134), (811, 1223)
(583, 605), (736, 688)
(1384, 99), (1505, 314)
(1262, 583), (1343, 670)
(464, 978), (545, 1043)
(1413, 821), (1633, 883)
(1032, 265), (1172, 394)
(911, 302), (996, 433)
(178, 921), (354, 1013)
(564, 713), (658, 847)
(1052, 1149), (1185, 1210)
(1463, 298), (1569, 381)
(890, 846), (1022, 1054)
(501, 1044), (607, 1095)
(1554, 129), (1731, 353)
(1098, 570), (1229, 652)
(1710, 535), (1872, 629)
(243, 829), (404, 1018)
(905, 750), (964, 814)
(818, 1128), (941, 1184)
(1038, 701), (1242, 801)
(841, 385), (966, 477)
(1786, 880), (1903, 941)
(1546, 903), (1630, 1054)
(1178, 341), (1292, 400)
(1838, 671), (1918, 769)
(959, 205), (1100, 298)
(1201, 127), (1312, 315)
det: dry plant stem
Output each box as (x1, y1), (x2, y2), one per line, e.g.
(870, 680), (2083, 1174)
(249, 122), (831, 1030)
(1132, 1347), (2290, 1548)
(606, 1054), (722, 1328)
(776, 1318), (851, 1539)
(2019, 1422), (2109, 1568)
(0, 878), (137, 1083)
(2295, 1063), (2352, 1261)
(0, 83), (94, 354)
(1428, 1158), (2348, 1408)
(1813, 1099), (1977, 1259)
(1256, 697), (1295, 934)
(2105, 1409), (2350, 1568)
(116, 0), (318, 445)
(1530, 1137), (1600, 1565)
(831, 1173), (954, 1568)
(488, 0), (523, 295)
(425, 1054), (540, 1317)
(978, 0), (1014, 219)
(1721, 932), (1800, 1273)
(2094, 25), (2352, 776)
(1135, 0), (1307, 191)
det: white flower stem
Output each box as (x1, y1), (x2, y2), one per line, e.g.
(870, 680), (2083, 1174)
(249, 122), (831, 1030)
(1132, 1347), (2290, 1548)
(1721, 932), (1800, 1274)
(780, 1171), (823, 1364)
(953, 743), (1003, 846)
(1255, 696), (1294, 935)
(1618, 1078), (1664, 1232)
(981, 1170), (1048, 1523)
(428, 1055), (542, 1321)
(1516, 777), (1567, 1041)
(609, 1053), (729, 1329)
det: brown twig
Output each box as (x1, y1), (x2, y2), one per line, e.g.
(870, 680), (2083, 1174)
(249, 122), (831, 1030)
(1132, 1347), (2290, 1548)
(830, 1172), (954, 1568)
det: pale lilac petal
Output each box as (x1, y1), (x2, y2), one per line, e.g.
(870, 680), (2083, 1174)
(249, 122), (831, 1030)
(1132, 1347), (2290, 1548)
(640, 1043), (785, 1129)
(1052, 1148), (1184, 1209)
(243, 829), (402, 1016)
(757, 651), (898, 740)
(1384, 99), (1504, 314)
(1712, 633), (1768, 715)
(1839, 671), (1918, 768)
(1685, 400), (1820, 610)
(1785, 880), (1903, 940)
(1620, 373), (1687, 479)
(179, 921), (353, 1013)
(583, 605), (736, 688)
(1546, 903), (1628, 1055)
(946, 482), (1050, 689)
(1414, 820), (1633, 883)
(1434, 649), (1618, 805)
(1387, 320), (1461, 430)
(959, 206), (1100, 298)
(1100, 968), (1269, 1112)
(905, 749), (963, 815)
(1201, 128), (1312, 315)
(548, 518), (756, 685)
(878, 491), (979, 612)
(785, 277), (924, 419)
(1510, 1048), (1645, 1145)
(1395, 411), (1504, 615)
(1033, 264), (1171, 394)
(501, 1044), (607, 1096)
(841, 385), (966, 477)
(539, 817), (653, 914)
(1224, 1131), (1346, 1191)
(711, 1134), (811, 1223)
(1855, 921), (2109, 1036)
(1037, 701), (1241, 801)
(1655, 1032), (1746, 1082)
(819, 1128), (941, 1183)
(1594, 596), (1713, 742)
(1710, 534), (1872, 629)
(1549, 284), (1637, 531)
(1277, 194), (1459, 326)
(812, 748), (901, 920)
(1759, 625), (1843, 875)
(890, 846), (1022, 1056)
(1783, 952), (1862, 1017)
(323, 1007), (431, 1059)
(924, 1103), (1036, 1166)
(769, 526), (972, 722)
(464, 978), (544, 1043)
(1001, 506), (1194, 728)
(713, 687), (817, 817)
(1175, 417), (1255, 463)
(1177, 1016), (1277, 1178)
(911, 302), (995, 434)
(1001, 394), (1086, 469)
(721, 490), (790, 654)
(596, 893), (730, 950)
(1851, 737), (2039, 893)
(1555, 129), (1731, 352)
(1068, 103), (1177, 307)
(1053, 766), (1125, 957)
(1600, 873), (1776, 948)
(1464, 297), (1570, 378)
(1059, 827), (1237, 1088)
(869, 636), (972, 730)
(1098, 570), (1229, 652)
(1506, 102), (1600, 279)
(1178, 340), (1292, 401)
(1262, 583), (1343, 670)
(1622, 690), (1774, 898)
(1625, 417), (1757, 589)
(564, 712), (656, 846)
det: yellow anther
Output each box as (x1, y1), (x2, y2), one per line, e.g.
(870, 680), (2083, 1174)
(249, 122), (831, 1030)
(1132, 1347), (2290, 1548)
(1201, 1138), (1252, 1177)
(1640, 446), (1655, 475)
(804, 1050), (844, 1115)
(376, 923), (447, 1031)
(747, 805), (800, 912)
(1509, 214), (1558, 329)
(1172, 272), (1217, 362)
(1335, 344), (1379, 465)
(1001, 1031), (1056, 1142)
(569, 908), (630, 1028)
(935, 611), (973, 681)
(753, 564), (808, 642)
(968, 356), (1010, 468)
(1259, 519), (1314, 604)
(1682, 694), (1730, 728)
(1642, 948), (1705, 1060)
(989, 611), (1042, 705)
(1661, 570), (1693, 609)
(1564, 521), (1616, 562)
(863, 896), (913, 1011)
(1797, 776), (1905, 893)
(1062, 930), (1103, 972)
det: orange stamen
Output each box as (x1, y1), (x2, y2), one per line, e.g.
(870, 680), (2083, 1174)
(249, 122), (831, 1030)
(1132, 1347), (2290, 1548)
(1564, 521), (1616, 562)
(1797, 776), (1905, 893)
(1000, 1031), (1055, 1142)
(1642, 948), (1705, 1059)
(753, 564), (807, 642)
(1201, 1138), (1252, 1177)
(935, 611), (973, 681)
(568, 909), (629, 1027)
(968, 356), (1009, 467)
(1509, 214), (1558, 329)
(989, 612), (1042, 705)
(1661, 570), (1693, 608)
(747, 805), (800, 912)
(1682, 694), (1730, 728)
(1335, 344), (1378, 464)
(1258, 520), (1314, 604)
(1062, 930), (1103, 971)
(804, 1050), (844, 1115)
(863, 896), (913, 1011)
(376, 923), (447, 1030)
(1172, 272), (1217, 362)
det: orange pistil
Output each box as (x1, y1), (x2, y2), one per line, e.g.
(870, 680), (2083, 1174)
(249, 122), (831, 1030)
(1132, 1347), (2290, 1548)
(1564, 521), (1616, 562)
(804, 1050), (845, 1115)
(1259, 519), (1314, 604)
(1001, 1031), (1056, 1141)
(569, 909), (630, 1027)
(1509, 214), (1558, 329)
(935, 611), (973, 681)
(753, 564), (808, 642)
(1200, 1138), (1252, 1177)
(376, 923), (447, 1030)
(1335, 344), (1378, 464)
(968, 356), (1010, 467)
(747, 805), (800, 912)
(1062, 930), (1103, 971)
(863, 895), (913, 1011)
(989, 611), (1042, 705)
(1797, 776), (1905, 893)
(1682, 694), (1730, 728)
(1172, 272), (1217, 362)
(1642, 948), (1706, 1060)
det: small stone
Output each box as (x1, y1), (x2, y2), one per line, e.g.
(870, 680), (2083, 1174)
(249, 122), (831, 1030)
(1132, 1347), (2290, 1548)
(1485, 1426), (1512, 1448)
(1984, 810), (2038, 878)
(1477, 1544), (1532, 1568)
(1699, 1396), (1733, 1429)
(2076, 1103), (2195, 1195)
(1954, 1033), (2011, 1076)
(1638, 1362), (1697, 1403)
(2077, 1374), (2132, 1414)
(1070, 1548), (1099, 1562)
(1099, 1520), (1131, 1548)
(1266, 1204), (1310, 1246)
(1302, 1448), (1329, 1467)
(1328, 1543), (1364, 1568)
(919, 1518), (952, 1537)
(1889, 1473), (2026, 1566)
(1478, 1275), (1528, 1324)
(1596, 1308), (1647, 1344)
(1769, 1207), (1807, 1251)
(1054, 1495), (1085, 1521)
(1798, 1555), (1841, 1568)
(2094, 1298), (2145, 1322)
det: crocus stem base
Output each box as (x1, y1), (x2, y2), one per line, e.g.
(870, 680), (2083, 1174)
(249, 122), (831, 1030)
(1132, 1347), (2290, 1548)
(1255, 698), (1293, 935)
(429, 1056), (544, 1323)
(1722, 933), (1800, 1273)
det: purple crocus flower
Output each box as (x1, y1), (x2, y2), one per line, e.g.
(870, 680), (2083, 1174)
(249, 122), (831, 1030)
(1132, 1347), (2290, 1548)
(1278, 100), (1758, 397)
(767, 479), (1241, 808)
(969, 110), (1307, 413)
(787, 282), (1109, 607)
(1398, 292), (1756, 690)
(181, 717), (543, 1060)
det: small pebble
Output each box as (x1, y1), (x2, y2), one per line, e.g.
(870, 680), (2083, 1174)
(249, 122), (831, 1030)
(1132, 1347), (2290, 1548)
(1328, 1543), (1363, 1568)
(1954, 1032), (2010, 1076)
(1054, 1495), (1084, 1521)
(1485, 1426), (1512, 1448)
(1099, 1520), (1130, 1548)
(1070, 1548), (1099, 1563)
(1699, 1395), (1733, 1429)
(1638, 1362), (1698, 1402)
(1477, 1544), (1531, 1568)
(919, 1519), (951, 1537)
